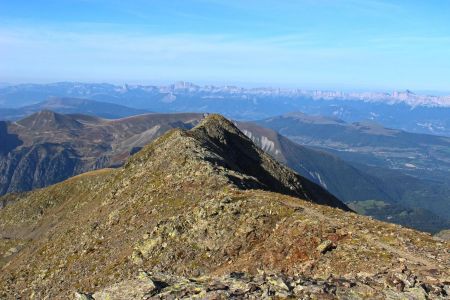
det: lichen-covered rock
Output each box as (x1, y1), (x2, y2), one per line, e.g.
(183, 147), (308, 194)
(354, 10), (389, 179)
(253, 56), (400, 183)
(74, 291), (94, 300)
(316, 240), (335, 254)
(92, 277), (156, 300)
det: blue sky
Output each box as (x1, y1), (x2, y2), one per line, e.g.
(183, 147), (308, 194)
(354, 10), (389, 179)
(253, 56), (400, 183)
(1, 0), (450, 91)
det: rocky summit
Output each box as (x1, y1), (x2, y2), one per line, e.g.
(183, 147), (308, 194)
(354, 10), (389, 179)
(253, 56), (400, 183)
(0, 114), (449, 299)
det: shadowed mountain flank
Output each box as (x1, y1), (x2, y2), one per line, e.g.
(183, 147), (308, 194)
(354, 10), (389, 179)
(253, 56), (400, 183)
(187, 115), (348, 210)
(0, 121), (22, 155)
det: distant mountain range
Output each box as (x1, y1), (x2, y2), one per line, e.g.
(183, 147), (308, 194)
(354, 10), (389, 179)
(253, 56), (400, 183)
(0, 82), (449, 136)
(1, 109), (449, 232)
(0, 97), (149, 120)
(2, 81), (450, 107)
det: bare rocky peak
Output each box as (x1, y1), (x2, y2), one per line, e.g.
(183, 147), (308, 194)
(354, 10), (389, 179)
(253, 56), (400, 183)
(130, 114), (348, 210)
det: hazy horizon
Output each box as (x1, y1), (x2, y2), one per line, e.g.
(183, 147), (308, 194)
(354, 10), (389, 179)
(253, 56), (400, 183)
(2, 80), (450, 97)
(1, 1), (450, 92)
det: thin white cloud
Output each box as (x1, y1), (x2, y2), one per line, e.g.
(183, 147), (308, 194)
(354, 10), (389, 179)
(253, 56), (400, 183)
(0, 24), (449, 90)
(0, 26), (362, 63)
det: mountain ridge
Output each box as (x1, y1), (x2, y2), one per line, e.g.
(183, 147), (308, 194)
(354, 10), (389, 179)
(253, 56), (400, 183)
(179, 114), (348, 210)
(2, 82), (450, 107)
(0, 114), (448, 299)
(1, 83), (450, 136)
(1, 110), (449, 233)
